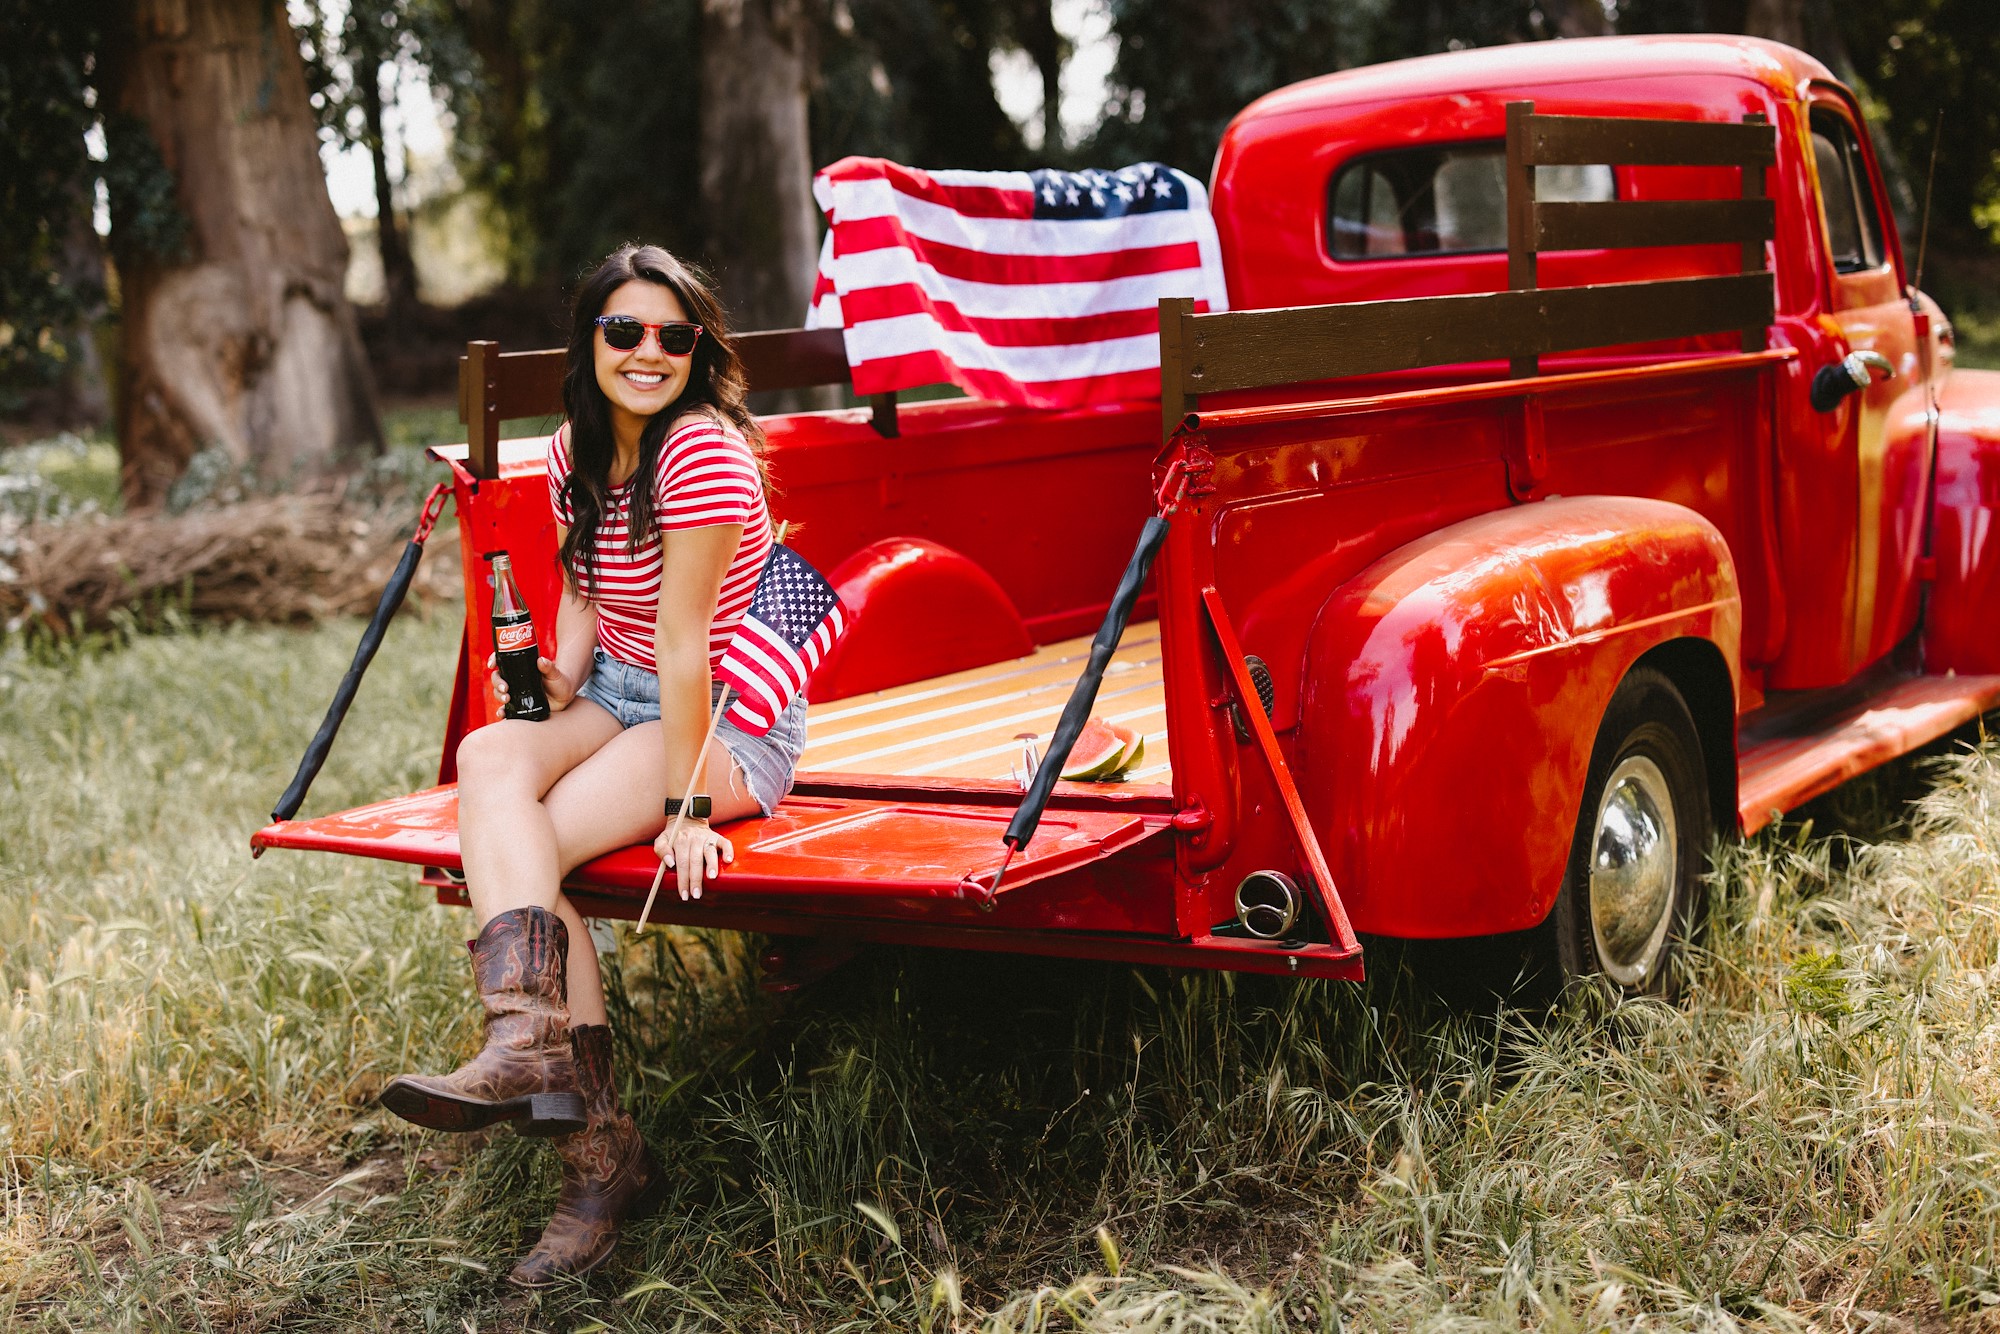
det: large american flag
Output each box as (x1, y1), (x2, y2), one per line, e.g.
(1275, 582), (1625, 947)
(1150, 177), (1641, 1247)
(715, 544), (848, 736)
(807, 158), (1228, 410)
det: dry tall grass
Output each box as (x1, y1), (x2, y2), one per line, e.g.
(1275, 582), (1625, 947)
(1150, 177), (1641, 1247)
(3, 606), (1998, 1331)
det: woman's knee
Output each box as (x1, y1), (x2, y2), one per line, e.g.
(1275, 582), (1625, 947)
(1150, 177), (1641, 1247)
(456, 721), (539, 792)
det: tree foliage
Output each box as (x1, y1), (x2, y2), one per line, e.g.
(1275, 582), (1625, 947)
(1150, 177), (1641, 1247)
(1088, 0), (1569, 175)
(431, 0), (705, 289)
(816, 0), (1031, 170)
(0, 1), (111, 414)
(1837, 0), (2000, 251)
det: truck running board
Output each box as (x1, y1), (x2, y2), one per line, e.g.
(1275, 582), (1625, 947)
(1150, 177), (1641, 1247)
(1738, 670), (2000, 833)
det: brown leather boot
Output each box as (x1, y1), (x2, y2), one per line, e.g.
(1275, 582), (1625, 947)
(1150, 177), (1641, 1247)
(378, 907), (586, 1136)
(507, 1024), (663, 1286)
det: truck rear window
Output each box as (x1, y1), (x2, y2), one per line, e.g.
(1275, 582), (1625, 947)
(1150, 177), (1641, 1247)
(1327, 144), (1613, 260)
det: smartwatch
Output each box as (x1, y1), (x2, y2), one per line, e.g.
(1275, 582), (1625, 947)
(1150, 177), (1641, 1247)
(664, 795), (712, 821)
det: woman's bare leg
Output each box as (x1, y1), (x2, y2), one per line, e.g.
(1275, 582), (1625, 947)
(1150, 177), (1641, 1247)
(537, 720), (760, 1027)
(457, 703), (623, 929)
(549, 893), (608, 1025)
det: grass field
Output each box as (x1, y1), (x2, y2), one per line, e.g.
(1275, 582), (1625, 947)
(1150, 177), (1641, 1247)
(3, 600), (2000, 1331)
(7, 396), (2000, 1329)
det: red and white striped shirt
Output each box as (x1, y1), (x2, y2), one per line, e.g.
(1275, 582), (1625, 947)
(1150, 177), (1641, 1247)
(546, 416), (772, 674)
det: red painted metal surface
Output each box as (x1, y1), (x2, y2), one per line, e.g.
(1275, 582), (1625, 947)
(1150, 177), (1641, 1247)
(809, 538), (1034, 701)
(1198, 584), (1360, 958)
(1297, 497), (1740, 937)
(252, 785), (1179, 933)
(254, 39), (2000, 978)
(442, 872), (1366, 980)
(1210, 35), (1934, 694)
(1739, 671), (2000, 832)
(1215, 38), (1824, 315)
(1925, 370), (2000, 674)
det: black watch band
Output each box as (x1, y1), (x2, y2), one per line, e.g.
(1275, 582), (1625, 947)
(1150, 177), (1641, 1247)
(664, 795), (712, 821)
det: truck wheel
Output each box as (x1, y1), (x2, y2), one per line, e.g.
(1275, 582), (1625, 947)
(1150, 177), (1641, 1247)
(1550, 667), (1710, 998)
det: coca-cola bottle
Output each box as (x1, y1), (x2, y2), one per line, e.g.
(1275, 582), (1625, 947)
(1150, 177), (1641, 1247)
(490, 553), (549, 721)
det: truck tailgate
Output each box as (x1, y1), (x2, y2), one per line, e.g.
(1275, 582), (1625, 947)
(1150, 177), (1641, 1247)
(252, 786), (1178, 929)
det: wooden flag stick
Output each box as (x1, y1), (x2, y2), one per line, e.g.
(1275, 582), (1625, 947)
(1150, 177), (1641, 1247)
(634, 683), (733, 931)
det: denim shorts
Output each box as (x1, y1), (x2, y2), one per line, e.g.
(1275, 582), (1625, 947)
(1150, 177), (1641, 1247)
(573, 646), (807, 816)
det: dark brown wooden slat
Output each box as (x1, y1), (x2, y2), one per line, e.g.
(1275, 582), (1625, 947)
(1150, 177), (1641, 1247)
(458, 341), (502, 479)
(1525, 114), (1776, 168)
(1505, 101), (1538, 378)
(453, 329), (868, 473)
(1535, 198), (1776, 250)
(736, 327), (850, 391)
(489, 349), (565, 419)
(1180, 273), (1774, 395)
(1158, 296), (1196, 445)
(1741, 112), (1770, 353)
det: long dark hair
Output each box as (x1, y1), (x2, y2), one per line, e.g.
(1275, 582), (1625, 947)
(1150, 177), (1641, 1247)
(556, 244), (766, 598)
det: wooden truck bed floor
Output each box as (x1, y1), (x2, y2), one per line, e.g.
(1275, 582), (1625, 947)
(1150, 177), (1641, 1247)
(799, 620), (1172, 785)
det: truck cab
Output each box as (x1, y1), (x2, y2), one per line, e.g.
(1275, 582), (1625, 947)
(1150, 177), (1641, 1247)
(1213, 35), (1950, 696)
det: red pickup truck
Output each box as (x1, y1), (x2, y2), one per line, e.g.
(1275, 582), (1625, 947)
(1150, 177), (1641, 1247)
(255, 35), (2000, 996)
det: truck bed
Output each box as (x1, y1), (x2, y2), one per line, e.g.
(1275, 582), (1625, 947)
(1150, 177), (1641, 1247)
(800, 620), (1171, 787)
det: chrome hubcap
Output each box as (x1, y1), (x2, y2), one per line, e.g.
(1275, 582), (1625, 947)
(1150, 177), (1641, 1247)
(1589, 754), (1678, 988)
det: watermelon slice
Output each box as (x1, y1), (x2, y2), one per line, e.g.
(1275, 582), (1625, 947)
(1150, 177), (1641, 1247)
(1055, 718), (1127, 780)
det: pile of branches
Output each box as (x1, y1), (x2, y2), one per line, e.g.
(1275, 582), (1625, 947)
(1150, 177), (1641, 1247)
(0, 493), (461, 635)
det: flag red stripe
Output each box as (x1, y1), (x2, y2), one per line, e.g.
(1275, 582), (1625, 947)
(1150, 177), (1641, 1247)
(726, 700), (775, 734)
(848, 351), (1163, 408)
(833, 218), (1201, 285)
(722, 627), (805, 708)
(719, 652), (790, 715)
(837, 283), (1214, 347)
(817, 159), (1034, 219)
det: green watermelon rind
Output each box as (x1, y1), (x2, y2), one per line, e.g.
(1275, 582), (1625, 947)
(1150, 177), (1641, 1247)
(1057, 719), (1127, 780)
(1073, 723), (1145, 782)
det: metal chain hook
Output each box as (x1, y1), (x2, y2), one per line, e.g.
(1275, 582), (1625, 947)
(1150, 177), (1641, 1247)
(412, 482), (453, 545)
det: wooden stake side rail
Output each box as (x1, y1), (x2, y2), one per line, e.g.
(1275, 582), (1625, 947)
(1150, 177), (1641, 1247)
(1521, 112), (1776, 167)
(1169, 274), (1773, 398)
(1161, 105), (1779, 437)
(799, 620), (1171, 785)
(1534, 198), (1775, 251)
(459, 326), (894, 479)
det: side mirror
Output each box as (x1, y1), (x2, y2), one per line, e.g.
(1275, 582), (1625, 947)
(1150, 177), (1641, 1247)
(1810, 349), (1895, 413)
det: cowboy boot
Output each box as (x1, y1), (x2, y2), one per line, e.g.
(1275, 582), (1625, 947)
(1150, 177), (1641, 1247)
(507, 1024), (664, 1286)
(378, 907), (586, 1136)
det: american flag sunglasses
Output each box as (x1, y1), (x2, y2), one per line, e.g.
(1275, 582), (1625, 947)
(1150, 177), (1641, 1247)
(594, 316), (704, 356)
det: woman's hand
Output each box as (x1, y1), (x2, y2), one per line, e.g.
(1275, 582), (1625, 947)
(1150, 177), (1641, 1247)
(654, 816), (734, 900)
(486, 653), (582, 712)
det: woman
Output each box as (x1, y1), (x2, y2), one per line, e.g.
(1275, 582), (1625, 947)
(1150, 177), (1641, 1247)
(377, 244), (807, 1286)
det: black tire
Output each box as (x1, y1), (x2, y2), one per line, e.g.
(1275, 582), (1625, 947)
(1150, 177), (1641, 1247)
(1548, 666), (1711, 999)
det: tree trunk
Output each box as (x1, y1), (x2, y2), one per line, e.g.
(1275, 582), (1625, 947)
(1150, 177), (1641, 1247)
(48, 177), (112, 430)
(104, 0), (381, 508)
(360, 56), (420, 337)
(1019, 0), (1064, 156)
(699, 0), (832, 408)
(1544, 0), (1610, 39)
(1742, 0), (1805, 48)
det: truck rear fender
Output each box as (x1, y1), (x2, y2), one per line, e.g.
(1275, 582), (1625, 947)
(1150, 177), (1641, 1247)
(1924, 369), (2000, 675)
(1295, 495), (1742, 939)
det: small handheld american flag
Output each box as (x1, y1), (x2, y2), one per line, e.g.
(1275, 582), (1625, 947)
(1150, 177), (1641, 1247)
(714, 543), (848, 736)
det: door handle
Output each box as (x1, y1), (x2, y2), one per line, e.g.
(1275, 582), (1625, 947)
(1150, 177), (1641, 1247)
(1810, 349), (1896, 412)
